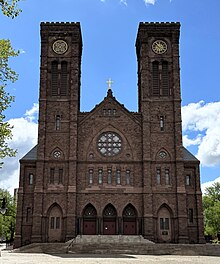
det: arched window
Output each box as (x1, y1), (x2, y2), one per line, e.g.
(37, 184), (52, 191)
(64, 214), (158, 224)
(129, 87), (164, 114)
(123, 204), (137, 217)
(55, 115), (61, 130)
(60, 61), (68, 96)
(152, 61), (160, 96)
(103, 204), (117, 217)
(161, 61), (169, 96)
(51, 61), (58, 96)
(83, 204), (97, 217)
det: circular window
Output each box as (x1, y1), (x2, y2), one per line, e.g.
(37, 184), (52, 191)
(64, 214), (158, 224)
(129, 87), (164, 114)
(159, 151), (167, 159)
(52, 40), (68, 54)
(97, 132), (122, 157)
(53, 150), (61, 159)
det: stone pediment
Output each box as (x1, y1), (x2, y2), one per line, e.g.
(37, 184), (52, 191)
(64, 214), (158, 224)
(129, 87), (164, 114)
(79, 89), (141, 126)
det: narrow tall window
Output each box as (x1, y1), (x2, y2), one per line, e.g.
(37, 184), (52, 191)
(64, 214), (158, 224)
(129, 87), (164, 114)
(107, 168), (112, 184)
(98, 169), (103, 184)
(165, 169), (171, 185)
(26, 207), (32, 222)
(186, 175), (191, 186)
(116, 169), (121, 185)
(51, 61), (58, 96)
(160, 116), (164, 131)
(50, 217), (55, 229)
(152, 61), (160, 96)
(55, 115), (61, 130)
(88, 169), (93, 184)
(60, 61), (68, 96)
(189, 208), (193, 223)
(58, 168), (63, 184)
(126, 170), (131, 185)
(156, 168), (161, 185)
(56, 217), (60, 229)
(29, 173), (34, 185)
(50, 168), (55, 184)
(161, 61), (169, 96)
(160, 218), (169, 230)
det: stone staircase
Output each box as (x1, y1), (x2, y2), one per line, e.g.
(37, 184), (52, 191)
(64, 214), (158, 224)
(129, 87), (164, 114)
(12, 236), (220, 256)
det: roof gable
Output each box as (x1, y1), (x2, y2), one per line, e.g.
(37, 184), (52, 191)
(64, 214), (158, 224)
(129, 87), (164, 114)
(20, 145), (37, 161)
(79, 89), (141, 125)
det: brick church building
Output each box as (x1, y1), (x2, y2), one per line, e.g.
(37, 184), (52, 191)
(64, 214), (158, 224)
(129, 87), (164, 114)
(14, 22), (205, 248)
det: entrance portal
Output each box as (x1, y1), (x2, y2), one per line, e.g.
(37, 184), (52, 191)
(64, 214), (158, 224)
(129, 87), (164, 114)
(48, 204), (62, 242)
(83, 204), (97, 235)
(123, 204), (137, 235)
(103, 204), (117, 235)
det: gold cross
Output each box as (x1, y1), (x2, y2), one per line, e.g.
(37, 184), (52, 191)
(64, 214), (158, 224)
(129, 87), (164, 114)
(106, 78), (113, 90)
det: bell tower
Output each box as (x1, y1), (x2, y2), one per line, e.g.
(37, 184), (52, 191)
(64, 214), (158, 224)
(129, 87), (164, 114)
(136, 22), (189, 242)
(31, 22), (82, 243)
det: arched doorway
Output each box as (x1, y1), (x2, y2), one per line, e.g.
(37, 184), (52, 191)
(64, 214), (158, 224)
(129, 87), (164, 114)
(157, 204), (172, 242)
(103, 204), (117, 235)
(83, 204), (97, 235)
(48, 204), (63, 242)
(123, 204), (137, 235)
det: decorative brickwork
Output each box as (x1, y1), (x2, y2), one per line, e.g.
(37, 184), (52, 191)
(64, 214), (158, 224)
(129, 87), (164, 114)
(14, 22), (205, 248)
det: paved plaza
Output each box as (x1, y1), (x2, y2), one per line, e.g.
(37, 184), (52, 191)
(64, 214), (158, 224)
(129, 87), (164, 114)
(1, 251), (220, 264)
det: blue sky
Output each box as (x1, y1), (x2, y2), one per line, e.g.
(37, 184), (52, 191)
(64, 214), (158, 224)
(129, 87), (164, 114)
(1, 0), (220, 193)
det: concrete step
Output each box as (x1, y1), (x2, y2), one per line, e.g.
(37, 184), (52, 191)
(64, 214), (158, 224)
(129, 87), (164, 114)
(74, 235), (154, 244)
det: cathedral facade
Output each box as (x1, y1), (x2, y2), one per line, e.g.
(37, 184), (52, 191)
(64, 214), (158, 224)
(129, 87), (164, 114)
(14, 22), (205, 248)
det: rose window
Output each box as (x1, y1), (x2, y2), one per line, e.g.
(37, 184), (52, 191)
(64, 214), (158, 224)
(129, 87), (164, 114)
(97, 132), (122, 157)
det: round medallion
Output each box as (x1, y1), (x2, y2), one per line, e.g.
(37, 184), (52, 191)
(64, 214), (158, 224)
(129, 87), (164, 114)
(159, 151), (167, 159)
(53, 150), (61, 159)
(97, 132), (122, 157)
(152, 40), (167, 54)
(52, 40), (68, 54)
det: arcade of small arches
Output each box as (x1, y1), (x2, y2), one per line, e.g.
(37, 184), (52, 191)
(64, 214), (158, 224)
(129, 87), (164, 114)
(47, 203), (173, 242)
(80, 203), (139, 236)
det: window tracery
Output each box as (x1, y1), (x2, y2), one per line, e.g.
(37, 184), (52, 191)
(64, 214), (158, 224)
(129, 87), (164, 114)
(97, 132), (122, 157)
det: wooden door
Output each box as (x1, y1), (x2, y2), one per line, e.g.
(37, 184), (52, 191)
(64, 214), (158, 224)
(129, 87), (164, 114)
(123, 220), (136, 235)
(83, 220), (96, 235)
(103, 220), (116, 235)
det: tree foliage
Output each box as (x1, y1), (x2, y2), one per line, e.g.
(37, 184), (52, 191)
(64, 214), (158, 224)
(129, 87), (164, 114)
(0, 188), (16, 242)
(0, 40), (19, 167)
(203, 182), (220, 239)
(0, 0), (22, 18)
(0, 0), (21, 167)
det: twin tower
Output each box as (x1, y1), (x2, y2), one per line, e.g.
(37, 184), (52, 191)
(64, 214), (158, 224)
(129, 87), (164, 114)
(14, 22), (205, 248)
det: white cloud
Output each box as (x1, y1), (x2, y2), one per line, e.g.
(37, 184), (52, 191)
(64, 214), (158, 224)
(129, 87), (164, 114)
(0, 104), (38, 194)
(182, 101), (220, 166)
(120, 0), (127, 6)
(183, 134), (202, 148)
(100, 0), (158, 6)
(201, 177), (220, 194)
(143, 0), (157, 5)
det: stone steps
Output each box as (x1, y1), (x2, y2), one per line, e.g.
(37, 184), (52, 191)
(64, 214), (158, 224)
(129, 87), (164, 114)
(12, 235), (220, 256)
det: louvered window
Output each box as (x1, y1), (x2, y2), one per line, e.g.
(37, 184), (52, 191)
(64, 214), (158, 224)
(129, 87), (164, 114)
(51, 61), (58, 96)
(60, 61), (68, 96)
(152, 61), (160, 96)
(162, 61), (169, 96)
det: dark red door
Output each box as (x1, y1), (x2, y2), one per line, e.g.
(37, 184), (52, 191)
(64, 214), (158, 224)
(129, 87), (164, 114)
(83, 220), (96, 235)
(123, 220), (136, 235)
(103, 220), (116, 235)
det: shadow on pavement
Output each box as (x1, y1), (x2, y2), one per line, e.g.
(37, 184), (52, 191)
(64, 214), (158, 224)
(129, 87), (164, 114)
(48, 253), (136, 259)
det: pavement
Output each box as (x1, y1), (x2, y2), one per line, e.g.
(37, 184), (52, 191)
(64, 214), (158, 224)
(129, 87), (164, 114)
(0, 251), (220, 264)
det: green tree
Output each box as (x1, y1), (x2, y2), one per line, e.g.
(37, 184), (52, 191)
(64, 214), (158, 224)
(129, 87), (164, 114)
(0, 0), (22, 167)
(203, 182), (220, 239)
(0, 0), (22, 18)
(0, 188), (16, 242)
